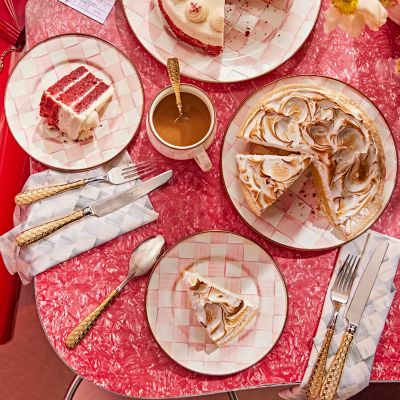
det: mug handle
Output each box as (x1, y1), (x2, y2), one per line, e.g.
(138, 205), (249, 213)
(193, 146), (212, 172)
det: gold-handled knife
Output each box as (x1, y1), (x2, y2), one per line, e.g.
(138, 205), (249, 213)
(16, 170), (173, 247)
(319, 242), (389, 400)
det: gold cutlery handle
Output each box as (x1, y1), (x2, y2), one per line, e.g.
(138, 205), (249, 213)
(65, 289), (120, 349)
(15, 179), (87, 206)
(306, 327), (334, 399)
(320, 331), (354, 400)
(16, 209), (86, 247)
(167, 57), (182, 115)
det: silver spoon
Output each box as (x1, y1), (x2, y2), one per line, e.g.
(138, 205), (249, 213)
(65, 235), (165, 349)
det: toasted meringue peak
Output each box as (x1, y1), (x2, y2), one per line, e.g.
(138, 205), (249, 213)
(182, 271), (257, 346)
(238, 84), (386, 238)
(185, 1), (209, 23)
(236, 154), (313, 216)
(209, 7), (224, 32)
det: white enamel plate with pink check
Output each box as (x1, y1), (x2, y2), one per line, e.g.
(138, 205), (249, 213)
(221, 76), (397, 250)
(123, 0), (321, 83)
(146, 231), (287, 375)
(5, 34), (143, 171)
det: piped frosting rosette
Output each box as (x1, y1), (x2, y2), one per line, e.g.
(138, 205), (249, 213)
(238, 84), (386, 238)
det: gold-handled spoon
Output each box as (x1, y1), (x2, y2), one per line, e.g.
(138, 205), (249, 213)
(65, 235), (165, 349)
(167, 57), (190, 123)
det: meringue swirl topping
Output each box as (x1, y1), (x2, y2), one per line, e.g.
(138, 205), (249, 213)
(182, 271), (257, 346)
(237, 154), (313, 216)
(239, 85), (386, 237)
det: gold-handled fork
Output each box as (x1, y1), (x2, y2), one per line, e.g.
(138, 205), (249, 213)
(14, 161), (156, 206)
(306, 254), (360, 399)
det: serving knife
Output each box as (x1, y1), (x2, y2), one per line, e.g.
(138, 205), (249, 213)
(16, 170), (172, 247)
(319, 242), (389, 400)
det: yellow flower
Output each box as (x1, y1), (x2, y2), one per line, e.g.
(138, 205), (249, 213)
(332, 0), (358, 14)
(325, 0), (388, 37)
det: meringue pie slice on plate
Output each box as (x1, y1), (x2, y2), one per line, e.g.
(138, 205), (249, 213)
(236, 154), (314, 217)
(146, 231), (288, 376)
(182, 270), (258, 347)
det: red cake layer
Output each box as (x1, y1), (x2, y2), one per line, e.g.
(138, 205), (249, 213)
(40, 94), (60, 126)
(57, 73), (99, 106)
(46, 66), (87, 96)
(73, 82), (109, 113)
(158, 0), (222, 56)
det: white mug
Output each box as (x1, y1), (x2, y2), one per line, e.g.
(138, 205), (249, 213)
(146, 84), (216, 171)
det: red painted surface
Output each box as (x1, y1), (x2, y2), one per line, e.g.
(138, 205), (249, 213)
(9, 0), (400, 397)
(0, 6), (29, 344)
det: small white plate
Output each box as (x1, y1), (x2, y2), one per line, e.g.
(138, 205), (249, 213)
(122, 0), (321, 83)
(146, 230), (288, 376)
(5, 34), (144, 171)
(221, 76), (398, 250)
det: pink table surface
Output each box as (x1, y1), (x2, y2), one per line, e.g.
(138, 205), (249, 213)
(26, 0), (400, 398)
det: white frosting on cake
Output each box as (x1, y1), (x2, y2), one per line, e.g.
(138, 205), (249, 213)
(43, 69), (114, 141)
(182, 271), (258, 346)
(161, 0), (225, 47)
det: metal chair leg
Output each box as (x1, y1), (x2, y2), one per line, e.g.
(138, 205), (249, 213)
(64, 375), (83, 400)
(228, 391), (239, 400)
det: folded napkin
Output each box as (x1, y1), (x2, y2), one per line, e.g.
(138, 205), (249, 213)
(279, 230), (400, 400)
(0, 151), (158, 284)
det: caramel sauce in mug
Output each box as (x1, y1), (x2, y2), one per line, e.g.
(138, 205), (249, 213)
(152, 92), (211, 147)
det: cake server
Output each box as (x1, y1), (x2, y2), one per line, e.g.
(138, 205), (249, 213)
(319, 242), (389, 400)
(65, 235), (166, 349)
(15, 161), (156, 206)
(16, 170), (172, 247)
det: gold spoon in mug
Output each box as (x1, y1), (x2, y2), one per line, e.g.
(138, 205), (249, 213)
(65, 235), (165, 349)
(167, 57), (190, 123)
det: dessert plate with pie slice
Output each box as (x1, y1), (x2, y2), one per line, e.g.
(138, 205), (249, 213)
(122, 0), (321, 83)
(146, 230), (288, 375)
(221, 76), (398, 250)
(4, 34), (144, 171)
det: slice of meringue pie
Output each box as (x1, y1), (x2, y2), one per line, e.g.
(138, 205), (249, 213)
(236, 154), (313, 217)
(237, 84), (386, 239)
(182, 271), (258, 346)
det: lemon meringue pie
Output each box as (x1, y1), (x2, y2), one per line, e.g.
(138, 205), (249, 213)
(237, 154), (314, 217)
(238, 84), (386, 238)
(182, 271), (258, 346)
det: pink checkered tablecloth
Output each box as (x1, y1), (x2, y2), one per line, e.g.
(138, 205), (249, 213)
(22, 0), (400, 398)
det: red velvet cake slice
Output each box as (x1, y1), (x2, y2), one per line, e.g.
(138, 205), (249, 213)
(39, 66), (114, 141)
(159, 0), (224, 56)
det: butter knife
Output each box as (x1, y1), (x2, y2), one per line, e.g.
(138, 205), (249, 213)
(16, 170), (172, 247)
(319, 242), (389, 400)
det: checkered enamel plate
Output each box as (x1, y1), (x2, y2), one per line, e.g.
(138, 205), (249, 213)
(122, 0), (321, 83)
(221, 76), (398, 250)
(5, 34), (144, 171)
(146, 231), (288, 375)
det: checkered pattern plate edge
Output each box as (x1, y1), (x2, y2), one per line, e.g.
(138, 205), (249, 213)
(146, 230), (288, 375)
(221, 76), (398, 250)
(122, 0), (321, 83)
(5, 34), (144, 171)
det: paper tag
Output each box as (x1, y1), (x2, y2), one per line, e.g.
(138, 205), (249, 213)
(58, 0), (116, 24)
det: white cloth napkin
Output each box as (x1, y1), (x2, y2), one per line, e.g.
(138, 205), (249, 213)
(0, 151), (158, 284)
(279, 230), (400, 400)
